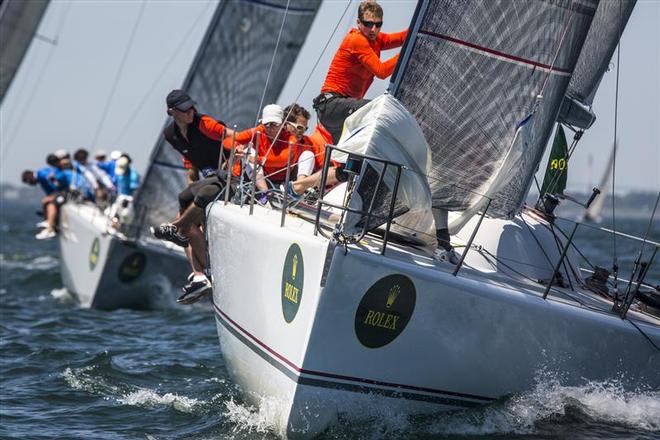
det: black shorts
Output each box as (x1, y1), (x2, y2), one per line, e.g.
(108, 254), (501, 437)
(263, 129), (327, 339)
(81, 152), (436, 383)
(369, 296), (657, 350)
(313, 94), (370, 144)
(178, 175), (226, 211)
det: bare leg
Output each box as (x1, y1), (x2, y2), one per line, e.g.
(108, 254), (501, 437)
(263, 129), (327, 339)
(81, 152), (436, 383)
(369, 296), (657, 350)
(44, 198), (58, 232)
(292, 167), (338, 195)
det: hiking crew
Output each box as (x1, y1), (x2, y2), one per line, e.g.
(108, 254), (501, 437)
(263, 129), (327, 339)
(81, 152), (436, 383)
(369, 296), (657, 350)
(152, 89), (235, 303)
(21, 154), (65, 240)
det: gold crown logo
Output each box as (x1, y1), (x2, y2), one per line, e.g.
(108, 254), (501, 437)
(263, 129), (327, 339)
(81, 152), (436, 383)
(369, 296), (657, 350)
(292, 254), (298, 280)
(386, 284), (400, 308)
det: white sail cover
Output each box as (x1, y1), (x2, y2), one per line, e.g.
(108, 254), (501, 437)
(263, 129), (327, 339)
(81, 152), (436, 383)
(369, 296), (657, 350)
(134, 0), (320, 237)
(331, 94), (433, 238)
(390, 0), (598, 221)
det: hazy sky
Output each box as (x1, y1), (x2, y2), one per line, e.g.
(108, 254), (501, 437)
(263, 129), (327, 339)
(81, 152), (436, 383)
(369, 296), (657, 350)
(1, 0), (658, 194)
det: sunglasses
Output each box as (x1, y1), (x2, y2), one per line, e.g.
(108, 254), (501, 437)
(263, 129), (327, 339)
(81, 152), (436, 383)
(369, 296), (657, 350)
(360, 19), (383, 29)
(288, 122), (308, 132)
(265, 122), (281, 128)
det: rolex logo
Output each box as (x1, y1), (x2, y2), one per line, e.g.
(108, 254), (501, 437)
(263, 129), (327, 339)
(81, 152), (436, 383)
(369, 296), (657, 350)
(386, 284), (400, 308)
(292, 255), (298, 280)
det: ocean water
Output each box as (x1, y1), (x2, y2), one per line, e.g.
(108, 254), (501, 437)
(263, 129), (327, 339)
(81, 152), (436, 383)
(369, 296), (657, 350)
(1, 200), (659, 439)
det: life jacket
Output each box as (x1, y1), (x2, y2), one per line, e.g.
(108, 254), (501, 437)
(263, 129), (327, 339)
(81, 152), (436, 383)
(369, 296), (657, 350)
(164, 113), (227, 176)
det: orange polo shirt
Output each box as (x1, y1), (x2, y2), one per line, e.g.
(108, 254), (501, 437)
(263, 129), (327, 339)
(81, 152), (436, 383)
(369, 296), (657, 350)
(321, 28), (407, 99)
(224, 125), (302, 182)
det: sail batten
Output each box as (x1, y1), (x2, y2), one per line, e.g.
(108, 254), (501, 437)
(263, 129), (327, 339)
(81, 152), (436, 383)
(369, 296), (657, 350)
(391, 0), (598, 221)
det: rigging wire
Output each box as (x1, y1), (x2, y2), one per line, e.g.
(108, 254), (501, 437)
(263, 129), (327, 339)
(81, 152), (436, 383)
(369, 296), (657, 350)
(252, 0), (291, 128)
(610, 1), (623, 289)
(89, 0), (147, 148)
(256, 0), (354, 170)
(1, 1), (72, 161)
(111, 1), (216, 148)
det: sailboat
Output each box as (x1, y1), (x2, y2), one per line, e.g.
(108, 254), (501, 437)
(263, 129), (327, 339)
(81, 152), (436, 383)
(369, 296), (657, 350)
(206, 0), (659, 437)
(582, 143), (615, 222)
(58, 0), (321, 309)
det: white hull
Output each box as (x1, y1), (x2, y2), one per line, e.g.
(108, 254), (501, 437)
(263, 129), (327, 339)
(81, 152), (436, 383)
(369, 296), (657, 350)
(207, 203), (660, 438)
(59, 202), (189, 310)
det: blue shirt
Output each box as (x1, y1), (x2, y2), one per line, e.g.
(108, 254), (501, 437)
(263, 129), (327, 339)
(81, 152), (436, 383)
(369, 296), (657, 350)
(36, 166), (59, 195)
(115, 168), (140, 196)
(56, 169), (94, 201)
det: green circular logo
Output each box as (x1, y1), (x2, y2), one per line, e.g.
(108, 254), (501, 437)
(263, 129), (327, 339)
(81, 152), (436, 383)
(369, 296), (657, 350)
(281, 243), (304, 323)
(118, 252), (146, 283)
(89, 238), (100, 270)
(354, 274), (416, 348)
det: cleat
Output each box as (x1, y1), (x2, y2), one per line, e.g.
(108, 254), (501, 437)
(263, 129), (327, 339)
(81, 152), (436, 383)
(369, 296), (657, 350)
(150, 224), (189, 248)
(432, 248), (460, 265)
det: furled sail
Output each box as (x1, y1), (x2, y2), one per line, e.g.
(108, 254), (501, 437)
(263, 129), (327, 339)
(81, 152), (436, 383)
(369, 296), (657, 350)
(389, 0), (598, 226)
(558, 0), (636, 129)
(134, 0), (320, 237)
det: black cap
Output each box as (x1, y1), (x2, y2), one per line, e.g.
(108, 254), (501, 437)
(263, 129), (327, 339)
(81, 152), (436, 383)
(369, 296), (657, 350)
(166, 89), (196, 111)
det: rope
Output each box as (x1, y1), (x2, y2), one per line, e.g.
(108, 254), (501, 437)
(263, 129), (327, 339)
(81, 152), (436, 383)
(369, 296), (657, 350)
(90, 0), (147, 147)
(252, 0), (291, 128)
(111, 1), (215, 147)
(255, 0), (354, 172)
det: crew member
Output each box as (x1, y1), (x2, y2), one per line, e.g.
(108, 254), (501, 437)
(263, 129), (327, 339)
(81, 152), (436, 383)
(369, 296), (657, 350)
(151, 89), (235, 303)
(313, 0), (407, 144)
(21, 154), (64, 240)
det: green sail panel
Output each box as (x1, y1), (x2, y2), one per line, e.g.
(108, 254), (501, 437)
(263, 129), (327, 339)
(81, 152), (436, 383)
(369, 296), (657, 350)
(540, 124), (568, 199)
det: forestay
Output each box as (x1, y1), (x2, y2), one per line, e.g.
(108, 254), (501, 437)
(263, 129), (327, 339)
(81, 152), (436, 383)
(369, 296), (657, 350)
(134, 0), (320, 238)
(390, 0), (597, 223)
(558, 0), (636, 128)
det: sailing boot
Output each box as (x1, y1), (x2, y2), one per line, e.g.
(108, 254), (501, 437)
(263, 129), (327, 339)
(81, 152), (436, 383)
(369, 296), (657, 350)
(150, 223), (189, 248)
(432, 228), (459, 264)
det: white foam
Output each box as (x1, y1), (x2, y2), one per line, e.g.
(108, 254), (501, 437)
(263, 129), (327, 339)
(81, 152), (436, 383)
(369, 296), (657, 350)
(0, 254), (59, 271)
(427, 377), (660, 436)
(50, 287), (74, 302)
(223, 396), (289, 437)
(118, 389), (201, 413)
(63, 366), (203, 413)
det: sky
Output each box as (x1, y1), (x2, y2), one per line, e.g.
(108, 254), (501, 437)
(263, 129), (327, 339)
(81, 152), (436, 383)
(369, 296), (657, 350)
(1, 0), (658, 195)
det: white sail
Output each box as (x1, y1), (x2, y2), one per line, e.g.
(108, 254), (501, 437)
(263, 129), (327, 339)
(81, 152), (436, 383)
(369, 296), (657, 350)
(583, 140), (616, 222)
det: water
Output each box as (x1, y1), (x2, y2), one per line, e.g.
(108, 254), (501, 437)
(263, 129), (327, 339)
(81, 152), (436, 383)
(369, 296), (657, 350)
(1, 200), (659, 439)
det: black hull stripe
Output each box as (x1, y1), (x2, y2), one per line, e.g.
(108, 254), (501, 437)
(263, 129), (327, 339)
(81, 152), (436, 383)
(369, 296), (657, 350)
(213, 304), (494, 408)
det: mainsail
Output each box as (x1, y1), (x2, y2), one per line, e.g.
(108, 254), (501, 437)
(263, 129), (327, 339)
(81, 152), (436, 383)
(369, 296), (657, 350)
(134, 0), (320, 236)
(558, 0), (636, 128)
(390, 0), (597, 224)
(0, 0), (50, 103)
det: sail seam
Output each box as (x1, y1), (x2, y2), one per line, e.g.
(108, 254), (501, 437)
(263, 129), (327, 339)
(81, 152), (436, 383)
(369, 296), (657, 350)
(418, 30), (572, 76)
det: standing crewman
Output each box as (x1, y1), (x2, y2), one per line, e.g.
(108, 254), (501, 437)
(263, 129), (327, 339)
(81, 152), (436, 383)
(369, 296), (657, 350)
(151, 89), (236, 304)
(313, 1), (407, 144)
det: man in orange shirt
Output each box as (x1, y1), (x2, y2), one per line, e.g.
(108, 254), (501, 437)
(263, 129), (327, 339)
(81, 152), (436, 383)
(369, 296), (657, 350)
(313, 1), (407, 144)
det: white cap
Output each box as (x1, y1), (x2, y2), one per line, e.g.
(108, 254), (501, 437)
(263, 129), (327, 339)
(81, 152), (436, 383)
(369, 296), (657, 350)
(54, 149), (69, 159)
(110, 150), (123, 161)
(261, 104), (283, 125)
(115, 156), (129, 175)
